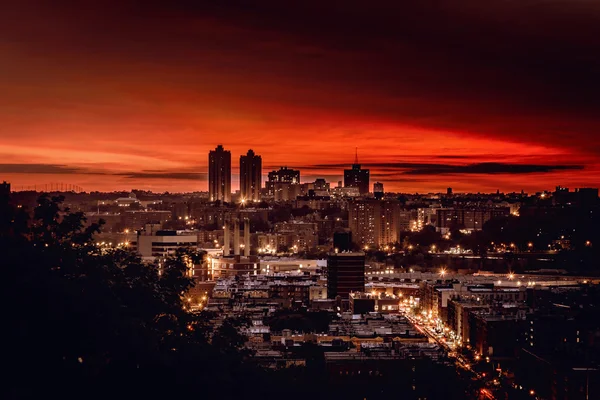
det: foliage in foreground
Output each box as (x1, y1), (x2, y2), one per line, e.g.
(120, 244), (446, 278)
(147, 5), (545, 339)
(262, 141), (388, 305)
(2, 195), (250, 399)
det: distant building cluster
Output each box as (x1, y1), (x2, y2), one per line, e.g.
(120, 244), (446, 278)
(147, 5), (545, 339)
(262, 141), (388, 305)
(207, 144), (370, 203)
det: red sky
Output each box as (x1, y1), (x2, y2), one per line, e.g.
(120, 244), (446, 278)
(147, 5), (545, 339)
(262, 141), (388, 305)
(1, 1), (599, 193)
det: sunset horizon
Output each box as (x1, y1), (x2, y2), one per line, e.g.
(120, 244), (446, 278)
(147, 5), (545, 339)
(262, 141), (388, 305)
(2, 1), (599, 193)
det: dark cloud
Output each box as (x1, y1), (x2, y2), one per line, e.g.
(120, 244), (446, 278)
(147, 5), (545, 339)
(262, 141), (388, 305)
(401, 163), (584, 176)
(289, 162), (584, 176)
(0, 164), (206, 181)
(0, 164), (83, 174)
(115, 171), (206, 180)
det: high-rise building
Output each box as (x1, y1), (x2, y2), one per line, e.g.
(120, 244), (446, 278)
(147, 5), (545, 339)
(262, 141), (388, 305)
(239, 149), (262, 202)
(208, 145), (231, 203)
(266, 167), (300, 199)
(348, 199), (405, 247)
(344, 149), (369, 195)
(327, 251), (365, 299)
(373, 182), (384, 200)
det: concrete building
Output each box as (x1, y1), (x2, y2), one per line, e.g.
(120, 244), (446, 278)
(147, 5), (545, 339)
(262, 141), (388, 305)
(327, 251), (365, 299)
(272, 182), (302, 202)
(207, 254), (260, 278)
(416, 207), (439, 230)
(331, 186), (361, 198)
(239, 149), (262, 202)
(115, 192), (140, 207)
(468, 312), (526, 358)
(266, 167), (300, 196)
(208, 144), (232, 203)
(436, 207), (510, 232)
(421, 281), (527, 327)
(136, 223), (198, 260)
(344, 162), (370, 195)
(313, 178), (330, 195)
(349, 292), (402, 314)
(348, 199), (405, 247)
(373, 182), (384, 200)
(274, 221), (318, 251)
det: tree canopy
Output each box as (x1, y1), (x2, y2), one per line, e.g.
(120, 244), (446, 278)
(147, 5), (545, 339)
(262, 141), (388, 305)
(2, 195), (252, 399)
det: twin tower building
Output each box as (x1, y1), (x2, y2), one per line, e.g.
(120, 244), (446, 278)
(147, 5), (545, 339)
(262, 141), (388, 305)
(208, 145), (262, 203)
(208, 145), (372, 204)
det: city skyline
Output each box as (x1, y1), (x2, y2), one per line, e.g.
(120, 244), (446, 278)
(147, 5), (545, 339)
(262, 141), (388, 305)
(3, 2), (600, 399)
(3, 144), (596, 195)
(2, 1), (599, 193)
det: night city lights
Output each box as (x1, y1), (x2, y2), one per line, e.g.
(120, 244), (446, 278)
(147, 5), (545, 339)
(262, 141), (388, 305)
(2, 1), (600, 400)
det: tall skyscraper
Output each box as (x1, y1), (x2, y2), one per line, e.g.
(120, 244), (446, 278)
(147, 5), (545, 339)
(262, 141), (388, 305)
(327, 251), (365, 299)
(208, 145), (231, 203)
(344, 149), (370, 195)
(239, 149), (262, 202)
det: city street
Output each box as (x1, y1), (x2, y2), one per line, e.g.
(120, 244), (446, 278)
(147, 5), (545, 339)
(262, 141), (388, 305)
(402, 310), (494, 399)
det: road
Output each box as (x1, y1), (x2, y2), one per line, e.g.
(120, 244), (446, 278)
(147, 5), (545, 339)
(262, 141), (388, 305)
(404, 311), (493, 399)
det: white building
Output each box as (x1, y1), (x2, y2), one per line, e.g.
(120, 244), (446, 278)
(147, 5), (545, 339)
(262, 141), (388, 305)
(136, 223), (198, 260)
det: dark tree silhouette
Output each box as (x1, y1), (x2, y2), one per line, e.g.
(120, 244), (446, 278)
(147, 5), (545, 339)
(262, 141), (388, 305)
(1, 195), (252, 400)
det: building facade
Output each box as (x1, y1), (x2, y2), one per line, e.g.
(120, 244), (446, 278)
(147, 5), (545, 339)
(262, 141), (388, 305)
(436, 207), (510, 232)
(327, 252), (365, 299)
(348, 199), (404, 247)
(266, 167), (300, 198)
(373, 182), (384, 200)
(239, 149), (262, 202)
(136, 224), (198, 260)
(208, 145), (232, 203)
(344, 163), (370, 195)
